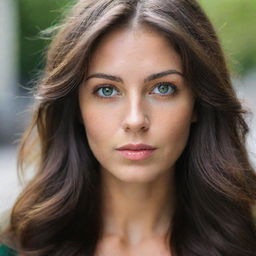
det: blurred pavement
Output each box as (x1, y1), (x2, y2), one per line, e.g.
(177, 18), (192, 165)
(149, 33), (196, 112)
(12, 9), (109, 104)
(0, 146), (23, 214)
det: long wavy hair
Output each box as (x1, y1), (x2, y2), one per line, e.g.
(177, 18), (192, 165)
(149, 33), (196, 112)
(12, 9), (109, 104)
(1, 0), (256, 255)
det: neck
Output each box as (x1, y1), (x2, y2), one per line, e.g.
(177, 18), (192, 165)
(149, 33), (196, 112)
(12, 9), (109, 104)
(100, 168), (176, 246)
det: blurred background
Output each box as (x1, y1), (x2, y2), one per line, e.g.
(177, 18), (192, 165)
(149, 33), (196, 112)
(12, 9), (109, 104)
(0, 0), (256, 218)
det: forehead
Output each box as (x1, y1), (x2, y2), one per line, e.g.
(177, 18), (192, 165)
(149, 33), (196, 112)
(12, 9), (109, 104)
(87, 26), (182, 74)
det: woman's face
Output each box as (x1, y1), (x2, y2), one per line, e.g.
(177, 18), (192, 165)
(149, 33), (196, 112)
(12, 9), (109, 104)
(79, 26), (196, 183)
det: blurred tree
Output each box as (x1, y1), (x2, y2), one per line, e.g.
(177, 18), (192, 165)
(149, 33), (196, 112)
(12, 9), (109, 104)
(18, 0), (256, 87)
(18, 0), (72, 87)
(199, 0), (256, 76)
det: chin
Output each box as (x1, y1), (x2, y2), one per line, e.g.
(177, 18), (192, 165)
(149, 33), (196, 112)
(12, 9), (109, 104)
(102, 165), (166, 183)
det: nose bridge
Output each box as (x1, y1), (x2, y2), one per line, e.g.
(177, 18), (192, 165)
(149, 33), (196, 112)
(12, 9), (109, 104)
(128, 90), (143, 115)
(123, 90), (149, 131)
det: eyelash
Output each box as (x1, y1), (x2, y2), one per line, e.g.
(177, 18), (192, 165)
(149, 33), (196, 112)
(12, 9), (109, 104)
(92, 82), (177, 99)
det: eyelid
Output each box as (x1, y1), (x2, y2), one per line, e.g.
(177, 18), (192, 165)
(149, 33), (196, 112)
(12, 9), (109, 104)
(92, 83), (118, 90)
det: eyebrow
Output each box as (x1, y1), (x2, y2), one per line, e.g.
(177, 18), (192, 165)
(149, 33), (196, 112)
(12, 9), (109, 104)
(85, 69), (184, 83)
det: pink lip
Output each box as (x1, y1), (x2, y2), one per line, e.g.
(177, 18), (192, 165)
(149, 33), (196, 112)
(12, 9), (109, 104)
(116, 149), (156, 160)
(116, 144), (157, 160)
(116, 143), (156, 150)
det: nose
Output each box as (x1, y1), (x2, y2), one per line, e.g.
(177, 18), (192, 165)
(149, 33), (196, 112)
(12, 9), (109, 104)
(122, 94), (150, 133)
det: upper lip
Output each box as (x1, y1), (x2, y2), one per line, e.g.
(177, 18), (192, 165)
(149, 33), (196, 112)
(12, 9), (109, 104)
(116, 144), (156, 150)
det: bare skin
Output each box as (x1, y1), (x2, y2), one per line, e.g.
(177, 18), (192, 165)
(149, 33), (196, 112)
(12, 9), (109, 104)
(95, 233), (171, 256)
(95, 164), (174, 255)
(79, 25), (196, 255)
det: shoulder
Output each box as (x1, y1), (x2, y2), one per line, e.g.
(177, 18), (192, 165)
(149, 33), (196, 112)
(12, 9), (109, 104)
(0, 245), (17, 256)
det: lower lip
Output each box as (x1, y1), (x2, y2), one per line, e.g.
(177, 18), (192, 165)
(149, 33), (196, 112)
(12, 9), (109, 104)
(116, 149), (156, 160)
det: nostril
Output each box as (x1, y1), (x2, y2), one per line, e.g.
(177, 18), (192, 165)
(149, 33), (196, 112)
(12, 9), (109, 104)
(123, 123), (149, 132)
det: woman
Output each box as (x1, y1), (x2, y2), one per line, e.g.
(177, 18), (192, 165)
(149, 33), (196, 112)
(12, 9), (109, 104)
(1, 0), (256, 255)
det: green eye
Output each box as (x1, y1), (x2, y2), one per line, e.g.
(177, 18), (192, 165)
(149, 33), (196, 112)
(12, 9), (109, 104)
(153, 82), (176, 95)
(102, 87), (114, 96)
(95, 86), (118, 97)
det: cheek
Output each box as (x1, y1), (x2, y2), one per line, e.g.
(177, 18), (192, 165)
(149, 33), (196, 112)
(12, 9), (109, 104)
(80, 104), (116, 150)
(156, 100), (194, 151)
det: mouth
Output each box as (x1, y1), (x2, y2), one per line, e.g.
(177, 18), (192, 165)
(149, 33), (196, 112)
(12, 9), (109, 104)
(116, 143), (156, 151)
(116, 144), (156, 160)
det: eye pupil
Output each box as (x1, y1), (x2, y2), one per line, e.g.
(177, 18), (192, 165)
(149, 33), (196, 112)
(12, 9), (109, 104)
(102, 87), (113, 96)
(158, 84), (170, 94)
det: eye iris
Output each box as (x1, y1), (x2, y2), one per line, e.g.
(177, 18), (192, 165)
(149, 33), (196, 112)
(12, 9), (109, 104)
(158, 84), (169, 94)
(102, 87), (113, 96)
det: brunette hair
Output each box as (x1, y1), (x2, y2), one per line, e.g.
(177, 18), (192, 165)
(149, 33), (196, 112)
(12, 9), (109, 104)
(1, 0), (256, 255)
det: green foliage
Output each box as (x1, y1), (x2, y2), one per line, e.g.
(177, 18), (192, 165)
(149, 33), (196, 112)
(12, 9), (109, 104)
(199, 0), (256, 75)
(18, 0), (73, 84)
